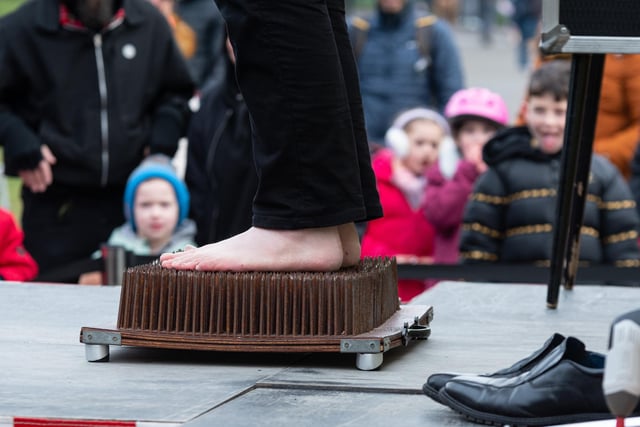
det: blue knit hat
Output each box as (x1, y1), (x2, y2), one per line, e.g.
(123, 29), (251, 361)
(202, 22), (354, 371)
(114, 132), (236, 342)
(123, 154), (190, 232)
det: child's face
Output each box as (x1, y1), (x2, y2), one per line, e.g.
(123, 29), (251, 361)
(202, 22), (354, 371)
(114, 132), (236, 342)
(456, 119), (499, 174)
(525, 93), (568, 155)
(402, 119), (444, 175)
(134, 178), (180, 250)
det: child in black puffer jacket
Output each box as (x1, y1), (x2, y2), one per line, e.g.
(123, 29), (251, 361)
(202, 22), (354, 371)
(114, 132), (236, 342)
(460, 60), (640, 266)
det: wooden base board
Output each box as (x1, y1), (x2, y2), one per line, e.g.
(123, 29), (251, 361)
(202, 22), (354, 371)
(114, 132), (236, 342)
(80, 305), (433, 354)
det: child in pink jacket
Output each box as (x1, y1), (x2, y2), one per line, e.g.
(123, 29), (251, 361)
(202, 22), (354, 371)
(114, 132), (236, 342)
(361, 108), (449, 302)
(424, 88), (509, 263)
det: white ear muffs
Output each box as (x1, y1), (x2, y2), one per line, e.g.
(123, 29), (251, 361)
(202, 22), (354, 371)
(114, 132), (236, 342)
(385, 127), (410, 158)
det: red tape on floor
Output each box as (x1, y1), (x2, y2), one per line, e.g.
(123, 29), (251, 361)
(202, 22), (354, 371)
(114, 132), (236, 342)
(14, 418), (135, 427)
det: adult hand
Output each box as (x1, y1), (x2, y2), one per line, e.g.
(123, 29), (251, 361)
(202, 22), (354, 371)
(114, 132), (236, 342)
(18, 145), (57, 193)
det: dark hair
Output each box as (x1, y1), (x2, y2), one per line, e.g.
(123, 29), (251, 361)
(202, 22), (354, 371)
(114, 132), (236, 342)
(528, 59), (571, 101)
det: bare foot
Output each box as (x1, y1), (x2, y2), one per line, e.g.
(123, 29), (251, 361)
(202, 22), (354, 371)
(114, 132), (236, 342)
(160, 226), (346, 272)
(338, 223), (361, 268)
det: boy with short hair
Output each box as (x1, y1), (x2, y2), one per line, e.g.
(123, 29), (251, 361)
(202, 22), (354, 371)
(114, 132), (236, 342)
(459, 60), (640, 265)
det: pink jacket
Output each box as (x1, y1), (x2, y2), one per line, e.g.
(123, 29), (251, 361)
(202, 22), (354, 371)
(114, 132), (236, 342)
(361, 149), (435, 302)
(424, 159), (480, 264)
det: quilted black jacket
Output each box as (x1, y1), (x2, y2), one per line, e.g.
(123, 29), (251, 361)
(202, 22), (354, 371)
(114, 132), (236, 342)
(460, 126), (640, 265)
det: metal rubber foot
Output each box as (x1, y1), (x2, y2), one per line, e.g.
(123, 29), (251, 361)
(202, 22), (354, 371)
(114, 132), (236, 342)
(356, 352), (383, 371)
(85, 344), (110, 362)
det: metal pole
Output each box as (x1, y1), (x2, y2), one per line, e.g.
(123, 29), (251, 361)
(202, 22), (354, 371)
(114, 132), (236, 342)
(547, 53), (605, 308)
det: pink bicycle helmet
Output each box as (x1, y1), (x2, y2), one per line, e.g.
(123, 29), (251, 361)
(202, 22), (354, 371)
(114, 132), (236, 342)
(444, 87), (509, 130)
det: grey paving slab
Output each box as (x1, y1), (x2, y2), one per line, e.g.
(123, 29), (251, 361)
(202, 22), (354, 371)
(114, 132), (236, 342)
(261, 281), (639, 395)
(0, 282), (305, 423)
(183, 387), (474, 427)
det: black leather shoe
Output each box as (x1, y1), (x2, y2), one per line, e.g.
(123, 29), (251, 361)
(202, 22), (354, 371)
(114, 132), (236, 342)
(438, 337), (611, 426)
(422, 333), (565, 404)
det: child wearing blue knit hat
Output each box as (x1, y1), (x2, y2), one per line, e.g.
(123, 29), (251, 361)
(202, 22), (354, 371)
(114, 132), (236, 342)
(118, 154), (195, 252)
(78, 155), (196, 284)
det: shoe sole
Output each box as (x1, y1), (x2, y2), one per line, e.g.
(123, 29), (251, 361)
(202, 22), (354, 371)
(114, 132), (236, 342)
(438, 389), (615, 427)
(421, 382), (443, 404)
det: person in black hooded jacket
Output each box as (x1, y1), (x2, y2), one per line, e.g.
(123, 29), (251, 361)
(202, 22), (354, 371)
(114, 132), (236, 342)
(0, 0), (195, 282)
(185, 37), (257, 246)
(460, 60), (640, 266)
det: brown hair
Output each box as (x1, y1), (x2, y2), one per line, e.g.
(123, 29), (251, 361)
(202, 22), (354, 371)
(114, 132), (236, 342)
(528, 59), (571, 101)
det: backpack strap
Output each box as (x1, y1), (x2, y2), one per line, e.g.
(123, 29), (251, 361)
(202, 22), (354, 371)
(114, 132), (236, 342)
(350, 16), (371, 60)
(415, 15), (438, 67)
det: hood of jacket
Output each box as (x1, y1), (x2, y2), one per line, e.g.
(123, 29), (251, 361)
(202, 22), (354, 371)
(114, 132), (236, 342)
(483, 126), (560, 166)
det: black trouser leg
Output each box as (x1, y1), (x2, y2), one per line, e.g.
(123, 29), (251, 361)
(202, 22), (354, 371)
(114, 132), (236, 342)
(215, 0), (381, 229)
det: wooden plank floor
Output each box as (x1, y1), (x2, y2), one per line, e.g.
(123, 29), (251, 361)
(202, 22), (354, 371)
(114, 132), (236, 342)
(0, 280), (637, 426)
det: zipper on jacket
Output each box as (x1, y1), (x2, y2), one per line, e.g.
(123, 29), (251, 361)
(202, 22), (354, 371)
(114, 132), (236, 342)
(93, 34), (110, 187)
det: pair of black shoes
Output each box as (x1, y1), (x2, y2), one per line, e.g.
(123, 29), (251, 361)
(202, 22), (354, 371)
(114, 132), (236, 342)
(423, 334), (624, 426)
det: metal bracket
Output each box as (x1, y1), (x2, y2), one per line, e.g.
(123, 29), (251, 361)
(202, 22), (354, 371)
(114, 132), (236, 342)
(340, 337), (390, 354)
(401, 316), (431, 346)
(81, 330), (122, 346)
(540, 25), (571, 54)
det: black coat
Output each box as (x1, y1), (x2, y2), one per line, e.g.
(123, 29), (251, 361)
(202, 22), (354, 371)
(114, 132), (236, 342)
(0, 0), (194, 188)
(460, 126), (640, 265)
(185, 60), (257, 246)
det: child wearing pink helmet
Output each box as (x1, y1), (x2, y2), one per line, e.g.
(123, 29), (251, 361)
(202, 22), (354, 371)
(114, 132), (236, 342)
(424, 87), (509, 264)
